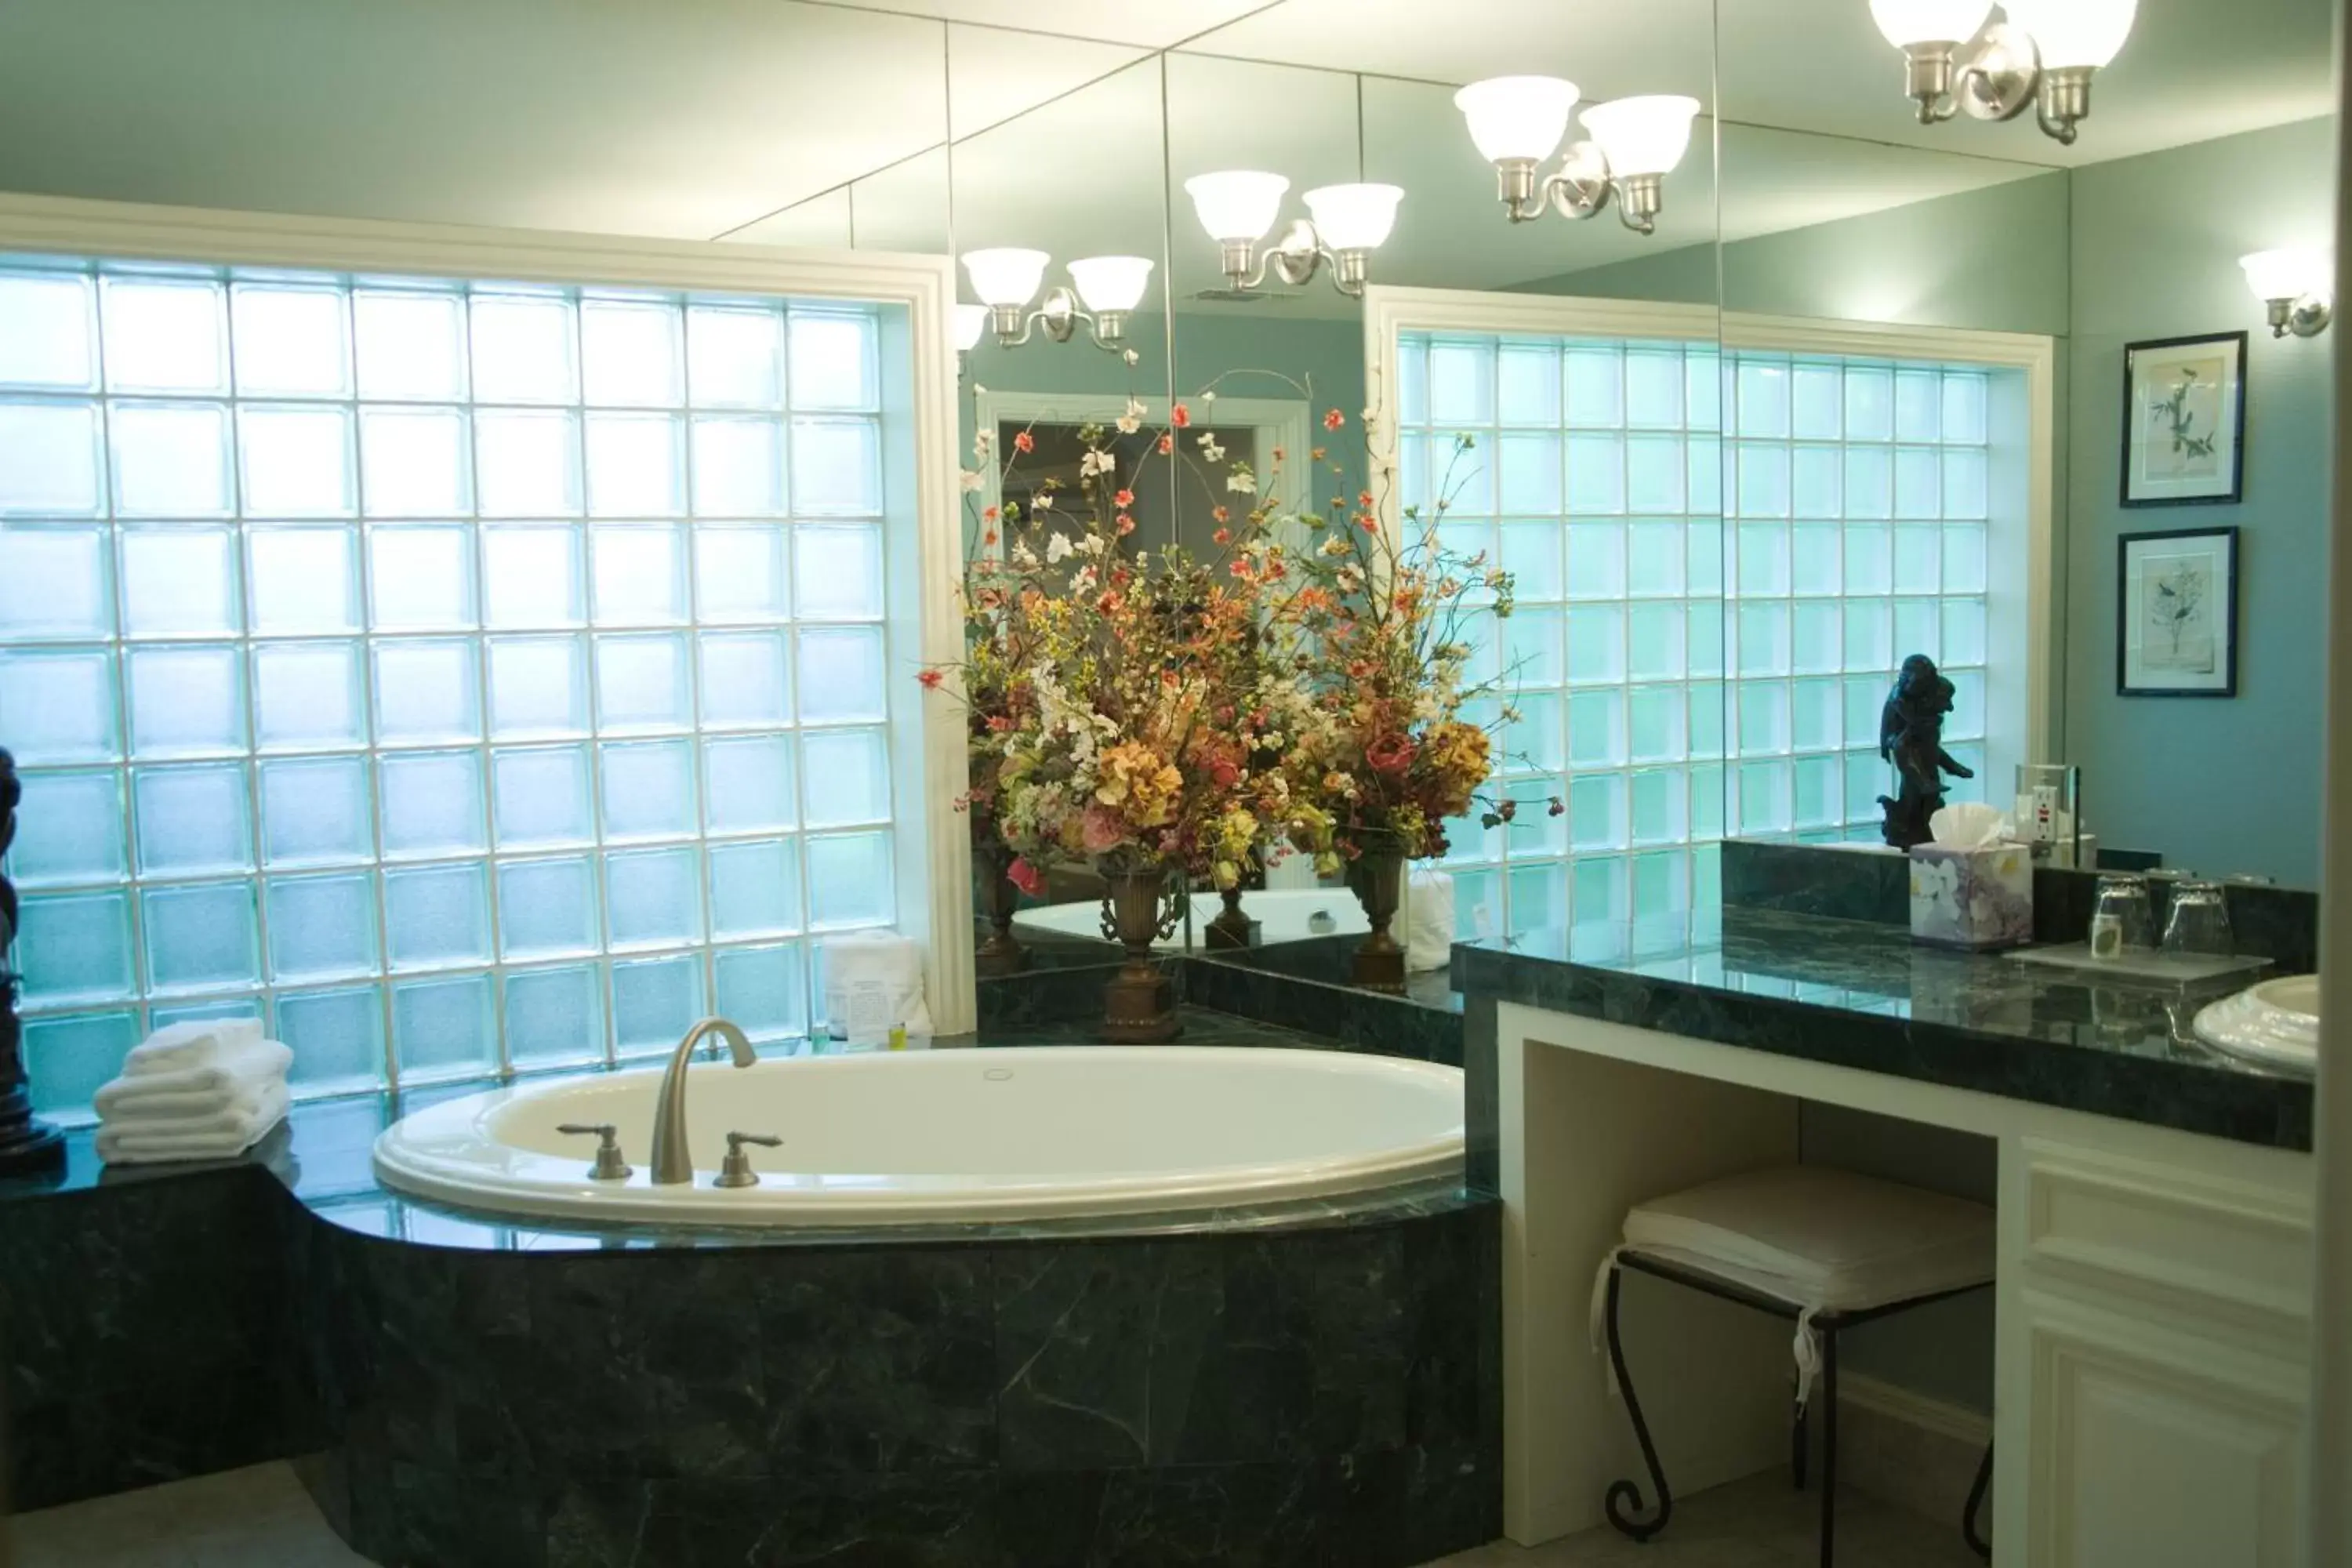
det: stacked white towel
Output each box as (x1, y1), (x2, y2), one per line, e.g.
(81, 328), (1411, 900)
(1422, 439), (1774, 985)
(94, 1020), (294, 1166)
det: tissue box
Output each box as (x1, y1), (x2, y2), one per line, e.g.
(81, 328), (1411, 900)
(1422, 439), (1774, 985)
(1907, 843), (2033, 950)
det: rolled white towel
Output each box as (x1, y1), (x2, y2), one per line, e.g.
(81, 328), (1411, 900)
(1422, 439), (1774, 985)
(122, 1018), (264, 1077)
(93, 1039), (292, 1120)
(96, 1079), (289, 1167)
(1405, 867), (1456, 973)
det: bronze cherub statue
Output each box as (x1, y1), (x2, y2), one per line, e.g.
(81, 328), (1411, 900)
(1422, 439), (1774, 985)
(1878, 654), (1974, 850)
(0, 746), (67, 1173)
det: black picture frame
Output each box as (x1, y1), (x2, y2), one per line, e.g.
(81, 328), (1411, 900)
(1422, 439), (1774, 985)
(2119, 330), (2248, 507)
(2116, 524), (2239, 698)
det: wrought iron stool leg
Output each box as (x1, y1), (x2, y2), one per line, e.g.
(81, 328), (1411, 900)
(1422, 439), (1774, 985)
(1602, 1264), (1675, 1541)
(1962, 1439), (1994, 1560)
(1818, 1328), (1838, 1568)
(1792, 1386), (1809, 1490)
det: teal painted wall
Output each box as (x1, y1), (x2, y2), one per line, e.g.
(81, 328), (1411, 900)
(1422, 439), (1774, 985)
(1526, 172), (2071, 336)
(2063, 116), (2336, 887)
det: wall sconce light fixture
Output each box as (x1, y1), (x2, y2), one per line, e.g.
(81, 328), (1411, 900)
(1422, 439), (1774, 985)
(2241, 249), (2333, 339)
(1453, 79), (1700, 235)
(960, 249), (1153, 354)
(1868, 0), (2136, 146)
(1183, 172), (1403, 299)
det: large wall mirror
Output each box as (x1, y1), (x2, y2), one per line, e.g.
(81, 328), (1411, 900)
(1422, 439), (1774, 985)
(1706, 0), (2335, 892)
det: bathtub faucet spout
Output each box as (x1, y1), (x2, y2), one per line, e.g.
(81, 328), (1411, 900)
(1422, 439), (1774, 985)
(650, 1017), (757, 1185)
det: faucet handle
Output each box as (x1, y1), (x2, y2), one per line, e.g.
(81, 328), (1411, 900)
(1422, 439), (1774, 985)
(714, 1129), (782, 1189)
(555, 1122), (633, 1181)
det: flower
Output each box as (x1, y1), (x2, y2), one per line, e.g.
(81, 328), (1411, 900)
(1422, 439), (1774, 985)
(917, 667), (944, 690)
(1116, 397), (1145, 435)
(1366, 731), (1416, 775)
(1116, 515), (1136, 535)
(1081, 803), (1128, 855)
(1548, 797), (1565, 818)
(1227, 469), (1258, 496)
(1114, 488), (1134, 510)
(960, 467), (984, 493)
(1171, 403), (1192, 429)
(1157, 434), (1174, 455)
(1006, 856), (1046, 896)
(974, 430), (993, 457)
(1212, 505), (1230, 524)
(1080, 448), (1116, 478)
(1045, 532), (1074, 563)
(982, 505), (1000, 521)
(1201, 390), (1218, 404)
(1197, 433), (1225, 463)
(1323, 408), (1345, 430)
(1212, 528), (1234, 546)
(1013, 430), (1035, 455)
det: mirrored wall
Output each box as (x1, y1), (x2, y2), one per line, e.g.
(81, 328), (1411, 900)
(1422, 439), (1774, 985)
(731, 0), (2336, 998)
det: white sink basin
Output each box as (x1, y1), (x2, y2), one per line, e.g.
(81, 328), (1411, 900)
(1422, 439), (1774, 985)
(2193, 975), (2320, 1076)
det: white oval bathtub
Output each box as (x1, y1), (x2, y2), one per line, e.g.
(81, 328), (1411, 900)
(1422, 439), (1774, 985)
(371, 1046), (1463, 1225)
(1014, 887), (1370, 949)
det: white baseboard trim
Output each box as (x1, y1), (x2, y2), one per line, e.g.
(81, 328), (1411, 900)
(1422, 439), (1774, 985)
(1840, 1372), (1994, 1448)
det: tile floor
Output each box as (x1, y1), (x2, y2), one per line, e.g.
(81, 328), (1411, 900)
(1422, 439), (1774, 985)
(4, 1464), (366, 1568)
(5, 1461), (1981, 1566)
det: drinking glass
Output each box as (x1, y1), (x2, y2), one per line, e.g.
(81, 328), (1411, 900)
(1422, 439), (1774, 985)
(2091, 873), (2156, 953)
(2161, 880), (2235, 957)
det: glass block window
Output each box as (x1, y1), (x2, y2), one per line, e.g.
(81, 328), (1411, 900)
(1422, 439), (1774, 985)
(0, 256), (904, 1116)
(1397, 332), (2002, 939)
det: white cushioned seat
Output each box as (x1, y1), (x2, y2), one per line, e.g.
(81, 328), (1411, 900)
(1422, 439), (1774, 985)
(1621, 1164), (1996, 1314)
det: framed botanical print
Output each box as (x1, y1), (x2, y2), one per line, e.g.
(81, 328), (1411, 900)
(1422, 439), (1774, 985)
(2120, 331), (2246, 506)
(2118, 525), (2238, 697)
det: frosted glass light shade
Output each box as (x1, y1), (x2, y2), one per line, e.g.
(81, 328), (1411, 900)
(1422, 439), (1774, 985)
(954, 303), (989, 352)
(1067, 255), (1154, 313)
(1454, 76), (1581, 165)
(2241, 249), (2329, 302)
(1579, 96), (1702, 178)
(1183, 171), (1291, 244)
(1867, 0), (1991, 46)
(961, 249), (1050, 309)
(1302, 183), (1404, 251)
(2003, 0), (2136, 67)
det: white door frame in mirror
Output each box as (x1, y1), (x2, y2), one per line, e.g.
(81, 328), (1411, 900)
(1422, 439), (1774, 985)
(0, 191), (977, 1036)
(971, 390), (1314, 557)
(1361, 282), (2060, 797)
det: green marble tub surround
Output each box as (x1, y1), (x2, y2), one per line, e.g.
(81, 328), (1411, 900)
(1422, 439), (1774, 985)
(0, 993), (1500, 1566)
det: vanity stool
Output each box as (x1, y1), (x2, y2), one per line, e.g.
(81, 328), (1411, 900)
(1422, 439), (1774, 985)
(1593, 1163), (1998, 1566)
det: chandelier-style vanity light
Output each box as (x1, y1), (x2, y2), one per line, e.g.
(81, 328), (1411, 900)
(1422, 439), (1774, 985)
(1867, 0), (2136, 146)
(960, 249), (1154, 354)
(1452, 79), (1700, 235)
(2240, 249), (2334, 339)
(1182, 172), (1404, 299)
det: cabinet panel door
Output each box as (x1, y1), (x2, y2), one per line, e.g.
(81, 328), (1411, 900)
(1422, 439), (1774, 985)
(2026, 1290), (2305, 1568)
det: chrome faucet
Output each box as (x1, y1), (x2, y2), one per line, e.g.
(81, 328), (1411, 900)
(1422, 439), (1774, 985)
(649, 1016), (757, 1185)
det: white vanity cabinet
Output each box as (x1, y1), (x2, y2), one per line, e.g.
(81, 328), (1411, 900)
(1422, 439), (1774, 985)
(2002, 1138), (2314, 1568)
(1488, 999), (2319, 1563)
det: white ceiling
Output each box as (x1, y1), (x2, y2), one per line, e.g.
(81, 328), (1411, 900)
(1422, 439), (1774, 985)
(1172, 0), (2336, 169)
(0, 0), (2332, 288)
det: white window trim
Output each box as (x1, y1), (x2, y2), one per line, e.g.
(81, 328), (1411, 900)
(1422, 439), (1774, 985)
(0, 191), (978, 1036)
(1361, 282), (2060, 779)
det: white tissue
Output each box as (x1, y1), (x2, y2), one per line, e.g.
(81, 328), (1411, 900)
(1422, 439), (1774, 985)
(1928, 802), (2009, 849)
(821, 931), (933, 1047)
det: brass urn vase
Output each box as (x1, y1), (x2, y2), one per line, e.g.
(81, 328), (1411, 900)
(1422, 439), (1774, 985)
(1096, 859), (1183, 1043)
